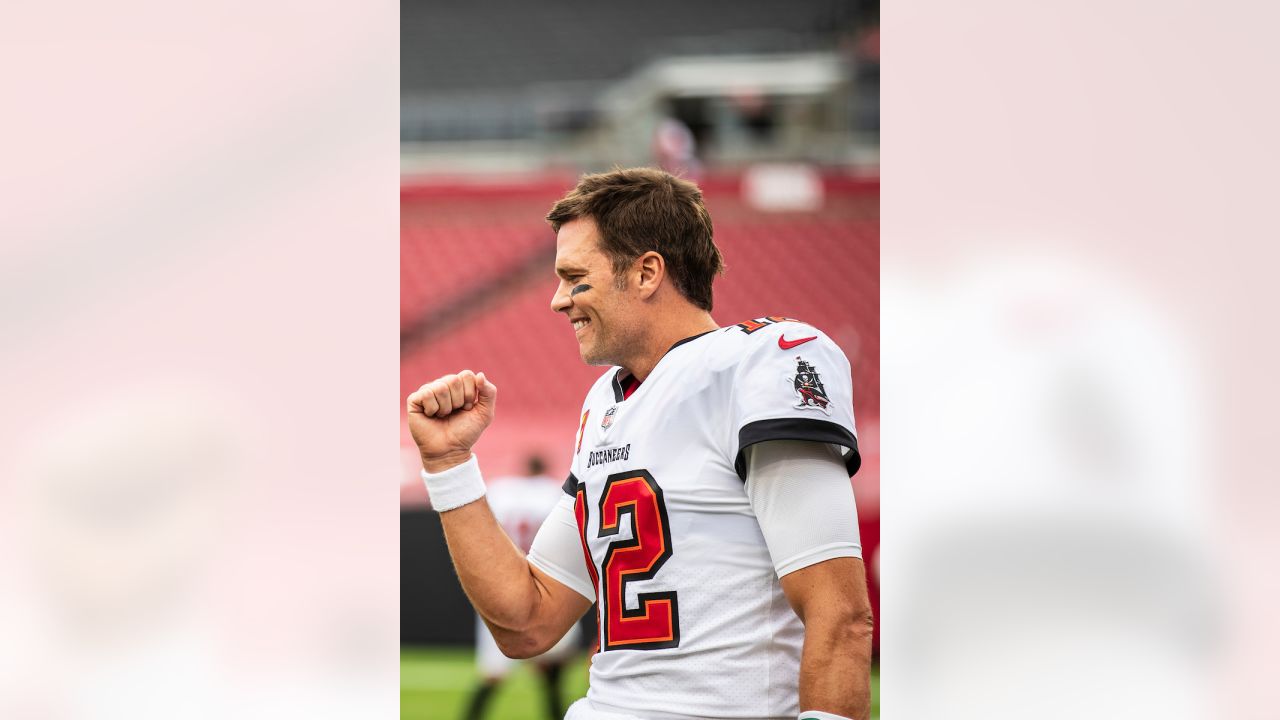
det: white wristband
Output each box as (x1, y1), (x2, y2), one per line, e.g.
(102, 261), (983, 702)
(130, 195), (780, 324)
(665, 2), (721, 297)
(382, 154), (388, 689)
(420, 454), (486, 512)
(798, 712), (853, 720)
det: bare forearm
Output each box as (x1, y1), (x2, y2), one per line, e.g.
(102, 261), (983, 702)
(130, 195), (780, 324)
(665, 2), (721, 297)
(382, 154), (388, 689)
(437, 499), (542, 633)
(799, 611), (875, 719)
(410, 373), (569, 654)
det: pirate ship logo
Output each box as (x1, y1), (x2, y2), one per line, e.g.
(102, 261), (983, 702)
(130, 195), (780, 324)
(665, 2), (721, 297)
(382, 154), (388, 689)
(787, 357), (832, 414)
(601, 405), (618, 430)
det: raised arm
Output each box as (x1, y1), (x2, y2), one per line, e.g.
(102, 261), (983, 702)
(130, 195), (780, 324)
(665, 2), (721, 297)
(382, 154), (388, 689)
(436, 497), (591, 657)
(407, 370), (590, 657)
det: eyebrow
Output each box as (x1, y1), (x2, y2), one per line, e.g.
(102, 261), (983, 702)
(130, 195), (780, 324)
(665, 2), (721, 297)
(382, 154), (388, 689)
(555, 263), (587, 280)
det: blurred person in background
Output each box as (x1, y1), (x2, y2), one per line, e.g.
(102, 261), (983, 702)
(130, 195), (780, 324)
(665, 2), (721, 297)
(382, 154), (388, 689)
(408, 168), (873, 720)
(651, 116), (701, 179)
(462, 452), (581, 720)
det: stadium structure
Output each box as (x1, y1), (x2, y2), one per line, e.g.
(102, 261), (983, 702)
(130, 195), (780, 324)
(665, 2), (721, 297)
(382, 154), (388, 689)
(400, 2), (880, 707)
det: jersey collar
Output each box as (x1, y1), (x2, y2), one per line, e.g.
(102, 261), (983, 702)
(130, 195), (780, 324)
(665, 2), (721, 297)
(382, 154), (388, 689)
(611, 328), (719, 402)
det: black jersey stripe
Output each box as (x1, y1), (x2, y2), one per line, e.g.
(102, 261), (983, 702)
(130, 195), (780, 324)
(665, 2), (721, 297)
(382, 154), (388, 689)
(562, 472), (580, 496)
(610, 371), (626, 402)
(666, 328), (716, 353)
(735, 418), (861, 481)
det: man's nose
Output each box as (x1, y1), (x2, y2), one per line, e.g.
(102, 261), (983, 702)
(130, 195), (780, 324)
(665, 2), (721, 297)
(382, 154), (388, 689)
(550, 282), (571, 313)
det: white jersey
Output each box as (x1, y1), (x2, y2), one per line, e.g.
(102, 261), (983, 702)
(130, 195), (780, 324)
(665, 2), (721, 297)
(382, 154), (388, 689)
(537, 318), (860, 719)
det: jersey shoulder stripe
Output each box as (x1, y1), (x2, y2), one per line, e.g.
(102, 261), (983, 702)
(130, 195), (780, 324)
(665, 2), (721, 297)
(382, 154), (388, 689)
(721, 317), (836, 351)
(735, 417), (861, 480)
(729, 315), (804, 335)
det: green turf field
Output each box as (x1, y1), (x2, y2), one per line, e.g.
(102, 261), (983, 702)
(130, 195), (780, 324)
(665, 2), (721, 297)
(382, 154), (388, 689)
(402, 646), (879, 719)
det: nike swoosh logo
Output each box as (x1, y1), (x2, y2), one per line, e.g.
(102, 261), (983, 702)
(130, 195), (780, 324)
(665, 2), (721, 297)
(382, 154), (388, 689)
(778, 335), (817, 350)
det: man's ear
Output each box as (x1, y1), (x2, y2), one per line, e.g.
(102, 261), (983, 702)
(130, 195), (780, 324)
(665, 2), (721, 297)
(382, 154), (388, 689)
(635, 251), (665, 300)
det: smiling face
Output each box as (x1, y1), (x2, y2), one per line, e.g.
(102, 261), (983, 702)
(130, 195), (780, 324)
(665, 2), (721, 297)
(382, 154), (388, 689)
(550, 217), (639, 367)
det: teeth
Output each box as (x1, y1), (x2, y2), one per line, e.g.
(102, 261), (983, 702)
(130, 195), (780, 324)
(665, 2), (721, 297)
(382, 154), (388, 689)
(573, 320), (588, 331)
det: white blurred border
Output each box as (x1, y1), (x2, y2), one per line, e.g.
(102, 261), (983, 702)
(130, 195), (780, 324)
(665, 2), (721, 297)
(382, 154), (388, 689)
(0, 2), (399, 717)
(884, 1), (1277, 718)
(5, 0), (1277, 716)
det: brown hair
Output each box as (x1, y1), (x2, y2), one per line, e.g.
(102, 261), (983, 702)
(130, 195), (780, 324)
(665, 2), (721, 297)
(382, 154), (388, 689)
(546, 167), (724, 311)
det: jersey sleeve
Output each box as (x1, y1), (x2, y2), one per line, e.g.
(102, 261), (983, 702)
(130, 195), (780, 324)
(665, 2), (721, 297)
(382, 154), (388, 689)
(527, 492), (595, 602)
(745, 440), (862, 577)
(729, 322), (860, 480)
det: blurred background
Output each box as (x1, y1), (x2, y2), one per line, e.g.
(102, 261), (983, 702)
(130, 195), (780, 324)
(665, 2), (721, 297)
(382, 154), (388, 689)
(399, 0), (880, 716)
(0, 1), (401, 718)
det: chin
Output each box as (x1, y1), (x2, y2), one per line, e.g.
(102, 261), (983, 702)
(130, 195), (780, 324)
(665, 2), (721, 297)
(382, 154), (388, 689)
(579, 344), (614, 367)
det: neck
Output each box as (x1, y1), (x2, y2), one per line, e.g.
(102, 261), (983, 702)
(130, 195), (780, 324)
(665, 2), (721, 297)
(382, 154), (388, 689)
(622, 310), (719, 382)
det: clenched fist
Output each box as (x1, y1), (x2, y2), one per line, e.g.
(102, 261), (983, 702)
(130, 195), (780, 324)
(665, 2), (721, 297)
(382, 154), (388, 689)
(406, 370), (497, 473)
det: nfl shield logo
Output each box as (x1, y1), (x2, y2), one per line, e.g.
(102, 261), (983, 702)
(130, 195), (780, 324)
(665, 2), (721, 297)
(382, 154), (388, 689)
(601, 405), (618, 430)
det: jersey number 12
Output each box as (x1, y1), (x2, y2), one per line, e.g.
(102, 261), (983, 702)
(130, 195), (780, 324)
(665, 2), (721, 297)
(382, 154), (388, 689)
(575, 469), (680, 651)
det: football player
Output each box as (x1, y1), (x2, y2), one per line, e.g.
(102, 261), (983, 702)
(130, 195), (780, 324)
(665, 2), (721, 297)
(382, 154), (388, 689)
(408, 168), (872, 720)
